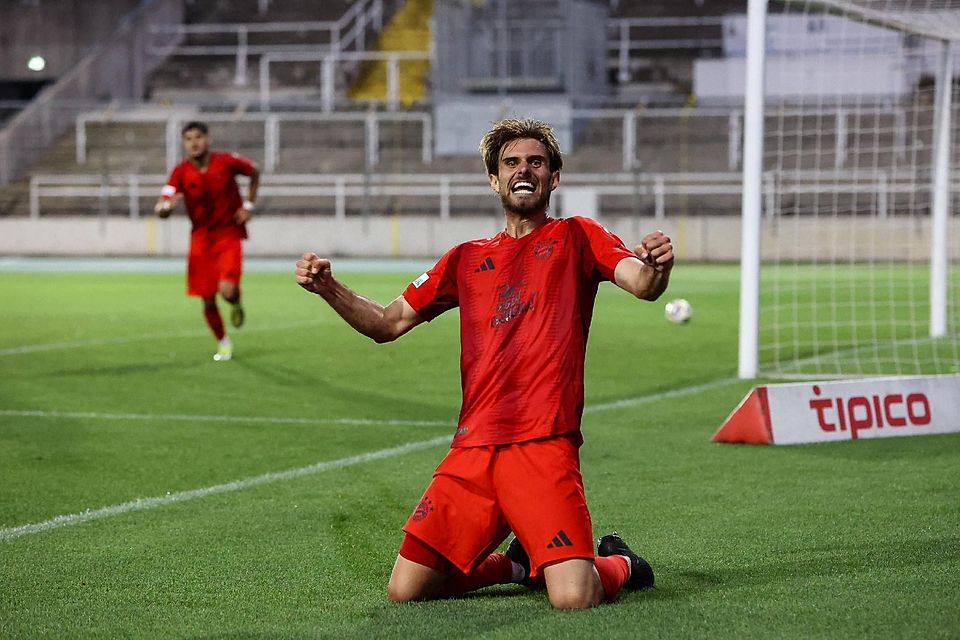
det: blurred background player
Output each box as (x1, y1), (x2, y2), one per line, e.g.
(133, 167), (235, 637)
(296, 118), (673, 608)
(154, 121), (260, 362)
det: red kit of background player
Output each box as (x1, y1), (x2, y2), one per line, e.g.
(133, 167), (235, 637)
(155, 121), (260, 362)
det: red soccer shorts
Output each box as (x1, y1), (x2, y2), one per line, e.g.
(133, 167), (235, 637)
(402, 433), (595, 578)
(187, 232), (243, 298)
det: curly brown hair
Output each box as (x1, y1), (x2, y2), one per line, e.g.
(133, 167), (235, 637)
(479, 118), (563, 176)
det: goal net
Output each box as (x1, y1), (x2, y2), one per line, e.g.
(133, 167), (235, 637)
(740, 0), (960, 378)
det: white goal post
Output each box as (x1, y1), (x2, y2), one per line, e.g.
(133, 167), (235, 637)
(739, 0), (960, 379)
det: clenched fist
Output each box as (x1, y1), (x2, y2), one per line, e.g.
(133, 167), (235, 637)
(635, 230), (674, 272)
(295, 252), (335, 296)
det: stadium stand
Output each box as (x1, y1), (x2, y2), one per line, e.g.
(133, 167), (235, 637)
(148, 0), (387, 105)
(0, 0), (942, 227)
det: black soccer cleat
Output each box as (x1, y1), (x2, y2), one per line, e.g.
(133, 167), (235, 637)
(505, 536), (533, 587)
(597, 532), (655, 590)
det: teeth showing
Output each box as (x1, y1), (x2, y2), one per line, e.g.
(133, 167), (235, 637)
(512, 181), (535, 193)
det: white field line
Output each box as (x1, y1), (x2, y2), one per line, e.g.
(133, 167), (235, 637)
(0, 435), (451, 542)
(0, 409), (452, 429)
(0, 378), (743, 430)
(0, 318), (330, 357)
(0, 376), (744, 542)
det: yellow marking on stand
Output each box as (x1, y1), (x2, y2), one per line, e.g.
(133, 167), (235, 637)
(145, 217), (157, 256)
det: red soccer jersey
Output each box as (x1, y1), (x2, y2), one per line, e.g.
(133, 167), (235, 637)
(163, 151), (255, 238)
(403, 216), (637, 448)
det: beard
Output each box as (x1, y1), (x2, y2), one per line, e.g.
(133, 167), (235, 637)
(500, 189), (551, 217)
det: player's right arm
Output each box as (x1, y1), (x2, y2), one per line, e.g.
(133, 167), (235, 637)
(295, 252), (424, 343)
(154, 174), (182, 218)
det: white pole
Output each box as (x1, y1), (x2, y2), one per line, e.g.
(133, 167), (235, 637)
(654, 175), (665, 220)
(235, 27), (248, 87)
(265, 115), (279, 172)
(322, 56), (336, 112)
(877, 171), (888, 219)
(76, 116), (87, 165)
(365, 113), (378, 170)
(738, 0), (768, 379)
(440, 176), (450, 221)
(165, 118), (179, 174)
(421, 114), (433, 164)
(834, 108), (846, 168)
(728, 110), (741, 170)
(617, 21), (630, 85)
(259, 55), (271, 110)
(387, 55), (400, 111)
(335, 177), (346, 222)
(930, 39), (953, 338)
(29, 176), (39, 220)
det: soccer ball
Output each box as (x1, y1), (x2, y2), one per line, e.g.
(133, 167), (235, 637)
(664, 298), (692, 324)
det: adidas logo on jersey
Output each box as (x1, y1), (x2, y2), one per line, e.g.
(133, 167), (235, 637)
(474, 257), (495, 272)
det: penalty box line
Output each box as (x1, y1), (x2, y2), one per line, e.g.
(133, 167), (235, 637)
(0, 376), (743, 542)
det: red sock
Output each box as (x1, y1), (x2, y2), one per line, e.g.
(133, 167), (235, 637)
(203, 306), (225, 341)
(445, 553), (514, 596)
(595, 555), (630, 601)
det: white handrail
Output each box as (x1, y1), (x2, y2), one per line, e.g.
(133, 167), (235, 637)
(74, 105), (913, 176)
(145, 12), (723, 95)
(259, 50), (432, 111)
(0, 0), (183, 186)
(146, 0), (383, 87)
(30, 170), (949, 221)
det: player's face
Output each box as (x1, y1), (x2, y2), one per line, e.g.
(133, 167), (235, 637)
(489, 138), (559, 217)
(182, 129), (209, 161)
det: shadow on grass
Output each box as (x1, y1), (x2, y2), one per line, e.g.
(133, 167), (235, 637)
(646, 533), (960, 602)
(783, 433), (960, 462)
(184, 588), (541, 640)
(230, 356), (458, 426)
(320, 588), (553, 640)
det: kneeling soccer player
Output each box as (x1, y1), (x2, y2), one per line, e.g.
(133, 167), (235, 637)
(295, 118), (672, 608)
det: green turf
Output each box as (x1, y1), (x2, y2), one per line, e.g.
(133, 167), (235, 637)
(1, 264), (958, 639)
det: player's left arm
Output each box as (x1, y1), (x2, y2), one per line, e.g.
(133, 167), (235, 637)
(234, 159), (260, 225)
(613, 230), (674, 301)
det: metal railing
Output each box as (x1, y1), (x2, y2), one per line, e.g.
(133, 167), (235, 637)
(30, 169), (946, 221)
(258, 50), (432, 111)
(607, 16), (725, 81)
(75, 110), (433, 173)
(0, 0), (183, 186)
(147, 0), (384, 87)
(145, 13), (723, 104)
(72, 104), (915, 179)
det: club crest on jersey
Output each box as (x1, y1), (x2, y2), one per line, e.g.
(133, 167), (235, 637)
(412, 496), (434, 522)
(532, 238), (558, 261)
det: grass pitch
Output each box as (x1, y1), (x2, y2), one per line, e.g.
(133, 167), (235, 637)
(0, 261), (957, 639)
